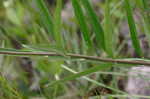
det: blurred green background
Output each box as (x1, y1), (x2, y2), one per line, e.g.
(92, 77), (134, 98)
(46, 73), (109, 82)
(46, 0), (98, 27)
(0, 0), (150, 99)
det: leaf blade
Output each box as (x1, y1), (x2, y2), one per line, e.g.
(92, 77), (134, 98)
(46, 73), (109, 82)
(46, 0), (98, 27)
(124, 0), (143, 57)
(35, 0), (54, 35)
(71, 0), (93, 50)
(81, 0), (105, 51)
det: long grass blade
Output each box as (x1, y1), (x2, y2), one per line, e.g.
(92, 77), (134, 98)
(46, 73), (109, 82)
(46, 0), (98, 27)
(124, 0), (143, 57)
(48, 63), (112, 86)
(80, 0), (105, 51)
(71, 0), (93, 50)
(53, 0), (64, 48)
(35, 0), (54, 35)
(104, 0), (114, 57)
(141, 0), (150, 46)
(62, 65), (125, 94)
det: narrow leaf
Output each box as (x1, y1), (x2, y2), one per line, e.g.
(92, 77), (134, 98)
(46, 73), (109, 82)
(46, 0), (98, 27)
(71, 0), (93, 50)
(104, 0), (114, 57)
(124, 0), (143, 57)
(35, 0), (54, 35)
(48, 63), (111, 85)
(141, 0), (150, 46)
(80, 0), (105, 50)
(53, 0), (64, 48)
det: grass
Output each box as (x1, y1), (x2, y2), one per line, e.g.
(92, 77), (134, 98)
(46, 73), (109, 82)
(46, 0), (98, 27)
(80, 0), (105, 51)
(124, 0), (142, 57)
(0, 0), (150, 99)
(72, 0), (93, 51)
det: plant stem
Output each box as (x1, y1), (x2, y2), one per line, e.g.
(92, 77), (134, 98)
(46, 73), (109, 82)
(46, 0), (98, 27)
(0, 51), (149, 65)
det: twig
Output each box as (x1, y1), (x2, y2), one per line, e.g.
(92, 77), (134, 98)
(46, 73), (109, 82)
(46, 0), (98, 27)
(0, 51), (149, 65)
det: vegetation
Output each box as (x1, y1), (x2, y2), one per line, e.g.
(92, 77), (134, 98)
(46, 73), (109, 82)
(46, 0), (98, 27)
(0, 0), (150, 99)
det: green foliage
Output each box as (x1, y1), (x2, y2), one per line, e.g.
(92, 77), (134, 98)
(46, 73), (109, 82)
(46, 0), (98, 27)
(35, 0), (54, 35)
(0, 0), (150, 98)
(124, 0), (143, 57)
(53, 0), (64, 48)
(80, 0), (105, 51)
(0, 75), (23, 99)
(71, 0), (93, 51)
(104, 0), (114, 57)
